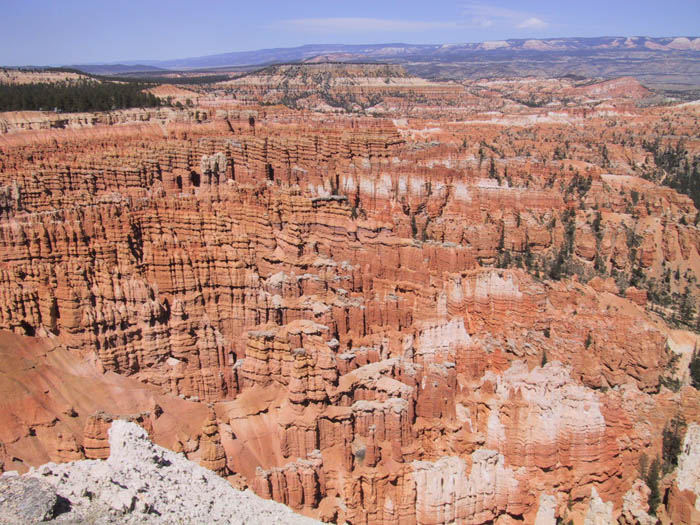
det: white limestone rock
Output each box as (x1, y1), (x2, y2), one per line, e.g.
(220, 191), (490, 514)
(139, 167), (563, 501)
(584, 487), (613, 525)
(24, 420), (319, 524)
(677, 423), (700, 512)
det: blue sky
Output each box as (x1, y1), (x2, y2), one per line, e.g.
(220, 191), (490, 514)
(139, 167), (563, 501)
(1, 0), (699, 66)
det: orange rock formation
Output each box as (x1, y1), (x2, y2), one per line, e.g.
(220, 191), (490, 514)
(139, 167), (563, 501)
(1, 69), (699, 523)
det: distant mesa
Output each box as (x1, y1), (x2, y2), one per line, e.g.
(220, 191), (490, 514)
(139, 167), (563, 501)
(571, 76), (652, 99)
(69, 64), (168, 75)
(60, 36), (700, 73)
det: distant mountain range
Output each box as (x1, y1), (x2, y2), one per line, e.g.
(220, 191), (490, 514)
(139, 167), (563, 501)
(66, 36), (700, 90)
(80, 36), (699, 71)
(69, 64), (167, 75)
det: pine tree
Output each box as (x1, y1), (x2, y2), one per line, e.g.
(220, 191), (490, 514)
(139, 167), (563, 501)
(662, 415), (686, 473)
(645, 457), (661, 515)
(690, 346), (700, 389)
(679, 286), (696, 325)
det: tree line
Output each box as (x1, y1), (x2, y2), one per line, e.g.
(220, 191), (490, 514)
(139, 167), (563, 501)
(0, 79), (163, 112)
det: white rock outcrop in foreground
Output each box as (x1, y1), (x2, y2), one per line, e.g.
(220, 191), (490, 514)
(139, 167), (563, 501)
(23, 420), (320, 524)
(677, 422), (700, 511)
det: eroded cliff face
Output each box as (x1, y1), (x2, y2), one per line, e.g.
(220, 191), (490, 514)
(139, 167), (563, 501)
(1, 74), (699, 523)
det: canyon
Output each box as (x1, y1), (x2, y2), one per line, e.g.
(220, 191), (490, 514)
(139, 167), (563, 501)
(1, 64), (699, 524)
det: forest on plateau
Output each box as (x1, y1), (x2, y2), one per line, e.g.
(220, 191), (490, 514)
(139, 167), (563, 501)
(0, 79), (162, 112)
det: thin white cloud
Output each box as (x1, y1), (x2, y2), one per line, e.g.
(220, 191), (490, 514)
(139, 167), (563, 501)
(462, 3), (549, 30)
(473, 17), (494, 28)
(463, 4), (527, 20)
(518, 17), (548, 29)
(277, 17), (458, 34)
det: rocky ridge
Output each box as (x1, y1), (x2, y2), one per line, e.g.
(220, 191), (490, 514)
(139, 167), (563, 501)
(0, 420), (319, 524)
